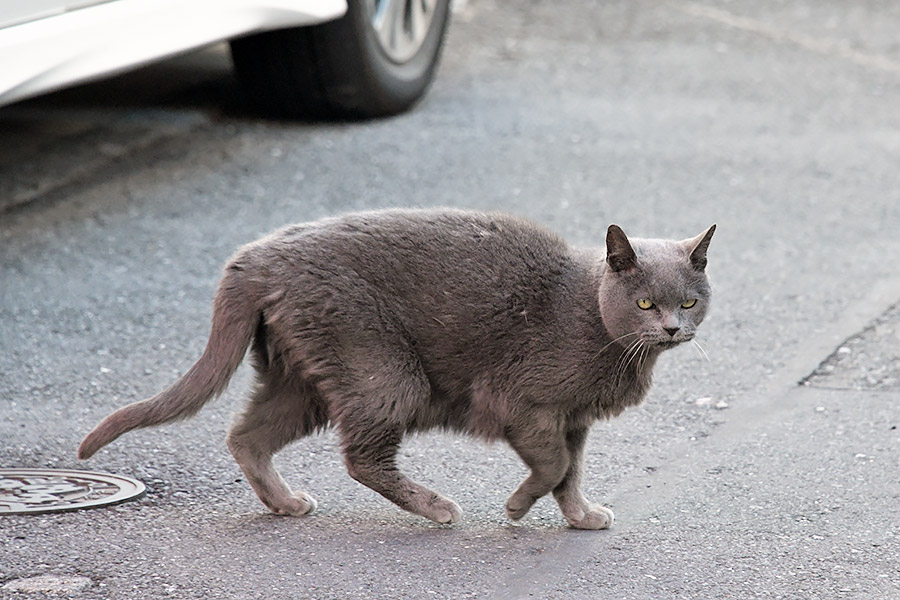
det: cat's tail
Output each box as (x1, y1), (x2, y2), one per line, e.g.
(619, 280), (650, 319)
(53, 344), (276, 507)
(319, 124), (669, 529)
(78, 266), (260, 460)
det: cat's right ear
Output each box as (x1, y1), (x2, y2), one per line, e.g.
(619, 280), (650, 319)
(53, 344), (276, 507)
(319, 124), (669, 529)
(606, 224), (637, 272)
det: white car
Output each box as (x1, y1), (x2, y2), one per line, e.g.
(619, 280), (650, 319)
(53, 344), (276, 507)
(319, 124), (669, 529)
(0, 0), (450, 118)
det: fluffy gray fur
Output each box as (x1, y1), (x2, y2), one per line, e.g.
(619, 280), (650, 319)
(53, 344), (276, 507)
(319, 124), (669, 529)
(79, 208), (715, 529)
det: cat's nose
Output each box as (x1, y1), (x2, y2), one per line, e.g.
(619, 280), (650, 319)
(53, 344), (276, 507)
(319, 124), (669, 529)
(664, 327), (680, 337)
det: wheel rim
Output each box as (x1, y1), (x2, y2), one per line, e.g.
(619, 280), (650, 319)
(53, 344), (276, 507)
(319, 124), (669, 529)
(366, 0), (438, 63)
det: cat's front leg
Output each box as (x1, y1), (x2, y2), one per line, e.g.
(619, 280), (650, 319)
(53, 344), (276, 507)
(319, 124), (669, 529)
(554, 490), (614, 530)
(504, 425), (571, 521)
(551, 426), (614, 530)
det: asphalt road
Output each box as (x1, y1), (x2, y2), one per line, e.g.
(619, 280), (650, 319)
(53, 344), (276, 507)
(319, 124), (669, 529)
(2, 1), (900, 598)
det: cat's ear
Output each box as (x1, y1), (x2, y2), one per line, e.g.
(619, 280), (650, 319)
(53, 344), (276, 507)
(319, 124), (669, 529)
(606, 224), (637, 272)
(685, 224), (716, 271)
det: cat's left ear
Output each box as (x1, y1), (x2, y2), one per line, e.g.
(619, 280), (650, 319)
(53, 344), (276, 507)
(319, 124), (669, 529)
(685, 224), (716, 271)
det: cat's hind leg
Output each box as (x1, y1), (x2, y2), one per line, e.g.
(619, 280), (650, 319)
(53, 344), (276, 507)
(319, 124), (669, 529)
(551, 426), (614, 530)
(340, 425), (462, 524)
(226, 375), (325, 516)
(329, 364), (462, 525)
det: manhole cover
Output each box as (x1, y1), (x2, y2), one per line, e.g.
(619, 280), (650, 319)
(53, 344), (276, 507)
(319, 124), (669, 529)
(0, 468), (146, 515)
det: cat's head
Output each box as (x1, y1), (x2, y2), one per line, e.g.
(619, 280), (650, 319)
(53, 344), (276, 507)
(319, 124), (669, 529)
(598, 224), (716, 351)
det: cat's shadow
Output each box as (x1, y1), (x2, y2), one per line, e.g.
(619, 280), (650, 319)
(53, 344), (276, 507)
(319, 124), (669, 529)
(223, 503), (579, 542)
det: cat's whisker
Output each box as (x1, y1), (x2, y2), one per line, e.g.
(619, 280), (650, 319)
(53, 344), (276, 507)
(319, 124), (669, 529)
(688, 341), (704, 361)
(637, 342), (649, 374)
(638, 342), (650, 375)
(615, 338), (644, 387)
(627, 341), (647, 380)
(594, 331), (640, 359)
(612, 338), (634, 366)
(614, 338), (641, 374)
(612, 341), (636, 385)
(691, 339), (710, 362)
(687, 340), (703, 360)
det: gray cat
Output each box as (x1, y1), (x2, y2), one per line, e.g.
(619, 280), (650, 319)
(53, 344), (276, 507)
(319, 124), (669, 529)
(79, 208), (715, 529)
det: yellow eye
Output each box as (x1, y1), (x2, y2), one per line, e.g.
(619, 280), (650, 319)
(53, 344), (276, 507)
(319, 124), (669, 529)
(681, 299), (697, 309)
(637, 298), (654, 310)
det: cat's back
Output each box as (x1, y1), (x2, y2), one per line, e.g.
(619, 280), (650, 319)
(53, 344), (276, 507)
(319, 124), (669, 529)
(238, 208), (573, 285)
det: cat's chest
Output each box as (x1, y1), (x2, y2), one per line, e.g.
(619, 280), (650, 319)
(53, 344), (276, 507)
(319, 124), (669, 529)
(575, 350), (657, 419)
(604, 373), (652, 417)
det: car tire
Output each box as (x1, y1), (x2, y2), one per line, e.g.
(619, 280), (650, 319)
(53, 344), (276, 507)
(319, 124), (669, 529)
(230, 0), (451, 119)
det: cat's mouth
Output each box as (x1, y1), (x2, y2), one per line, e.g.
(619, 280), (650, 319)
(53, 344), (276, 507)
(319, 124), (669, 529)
(652, 336), (692, 350)
(654, 340), (682, 350)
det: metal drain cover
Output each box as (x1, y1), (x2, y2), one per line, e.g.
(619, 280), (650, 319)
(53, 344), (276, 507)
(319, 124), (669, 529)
(0, 468), (146, 515)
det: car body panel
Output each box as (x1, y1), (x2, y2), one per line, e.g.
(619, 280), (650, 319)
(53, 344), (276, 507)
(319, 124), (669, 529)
(0, 0), (347, 107)
(0, 1), (67, 30)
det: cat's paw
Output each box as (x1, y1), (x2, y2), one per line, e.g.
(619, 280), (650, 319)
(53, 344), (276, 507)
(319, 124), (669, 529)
(505, 493), (537, 521)
(266, 491), (317, 517)
(564, 504), (614, 530)
(423, 496), (462, 524)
